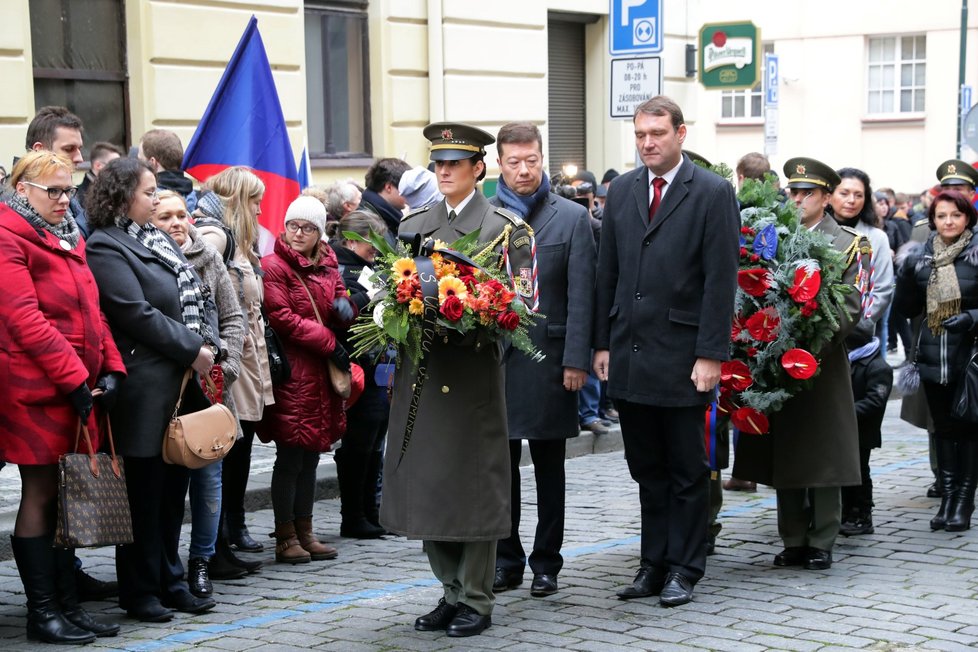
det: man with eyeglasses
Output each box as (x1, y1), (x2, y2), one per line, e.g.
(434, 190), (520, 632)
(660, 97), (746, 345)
(24, 106), (90, 237)
(734, 157), (870, 571)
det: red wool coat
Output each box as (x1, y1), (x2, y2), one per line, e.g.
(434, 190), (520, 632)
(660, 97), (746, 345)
(258, 237), (353, 452)
(0, 204), (125, 464)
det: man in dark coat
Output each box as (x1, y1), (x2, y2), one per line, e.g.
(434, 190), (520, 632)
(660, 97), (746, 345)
(593, 96), (740, 607)
(489, 122), (595, 598)
(25, 106), (91, 237)
(733, 157), (870, 571)
(380, 123), (537, 638)
(139, 129), (199, 212)
(359, 157), (411, 236)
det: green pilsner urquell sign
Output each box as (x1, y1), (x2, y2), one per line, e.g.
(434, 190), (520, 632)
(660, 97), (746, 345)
(699, 21), (761, 90)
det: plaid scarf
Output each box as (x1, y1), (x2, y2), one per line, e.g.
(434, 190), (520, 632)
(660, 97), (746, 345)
(2, 188), (81, 248)
(927, 229), (973, 335)
(116, 215), (214, 344)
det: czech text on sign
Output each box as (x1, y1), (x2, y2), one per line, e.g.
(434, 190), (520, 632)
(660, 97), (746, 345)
(610, 57), (663, 118)
(698, 21), (760, 90)
(610, 0), (663, 55)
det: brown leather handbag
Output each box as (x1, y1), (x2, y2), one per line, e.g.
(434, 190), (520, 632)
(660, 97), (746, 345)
(55, 418), (134, 548)
(163, 370), (237, 469)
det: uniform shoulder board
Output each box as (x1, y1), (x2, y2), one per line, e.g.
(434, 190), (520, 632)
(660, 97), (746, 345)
(913, 218), (929, 228)
(840, 225), (859, 236)
(401, 204), (431, 222)
(493, 206), (526, 226)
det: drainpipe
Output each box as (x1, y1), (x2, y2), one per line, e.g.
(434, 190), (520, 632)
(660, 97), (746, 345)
(427, 0), (445, 122)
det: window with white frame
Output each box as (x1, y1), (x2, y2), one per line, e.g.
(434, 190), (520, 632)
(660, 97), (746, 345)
(867, 35), (925, 114)
(719, 44), (774, 121)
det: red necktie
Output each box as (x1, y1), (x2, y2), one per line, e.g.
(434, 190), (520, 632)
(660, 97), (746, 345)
(648, 176), (666, 221)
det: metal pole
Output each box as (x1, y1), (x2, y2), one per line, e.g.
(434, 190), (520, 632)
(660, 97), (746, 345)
(958, 0), (968, 158)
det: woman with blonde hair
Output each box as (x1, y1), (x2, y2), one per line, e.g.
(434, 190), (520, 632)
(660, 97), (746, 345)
(193, 166), (275, 576)
(0, 151), (124, 642)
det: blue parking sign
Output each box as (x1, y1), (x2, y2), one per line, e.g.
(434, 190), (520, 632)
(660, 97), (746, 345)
(764, 54), (779, 107)
(610, 0), (663, 55)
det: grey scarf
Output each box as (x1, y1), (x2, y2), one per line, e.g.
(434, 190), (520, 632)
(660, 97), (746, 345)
(2, 188), (81, 248)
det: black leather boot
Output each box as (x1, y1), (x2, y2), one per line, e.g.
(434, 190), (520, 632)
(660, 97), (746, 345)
(215, 514), (261, 575)
(363, 448), (385, 527)
(947, 440), (978, 532)
(53, 547), (120, 637)
(10, 535), (96, 644)
(931, 439), (959, 530)
(226, 512), (263, 552)
(187, 558), (213, 598)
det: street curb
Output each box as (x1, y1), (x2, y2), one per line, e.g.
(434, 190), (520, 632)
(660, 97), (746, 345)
(0, 427), (623, 562)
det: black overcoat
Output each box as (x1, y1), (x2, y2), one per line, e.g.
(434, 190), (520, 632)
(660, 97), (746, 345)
(86, 226), (205, 458)
(490, 193), (596, 440)
(593, 154), (740, 407)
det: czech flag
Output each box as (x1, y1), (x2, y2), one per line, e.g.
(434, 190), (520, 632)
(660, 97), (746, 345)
(183, 15), (299, 236)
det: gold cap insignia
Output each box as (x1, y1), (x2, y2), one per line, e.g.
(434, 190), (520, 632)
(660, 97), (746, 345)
(441, 129), (453, 140)
(948, 164), (957, 174)
(796, 164), (806, 175)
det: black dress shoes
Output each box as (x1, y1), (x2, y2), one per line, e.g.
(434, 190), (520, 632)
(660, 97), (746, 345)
(773, 546), (809, 567)
(530, 573), (558, 597)
(659, 573), (694, 607)
(446, 603), (491, 638)
(228, 526), (264, 553)
(414, 598), (458, 631)
(616, 567), (665, 599)
(162, 590), (216, 614)
(804, 548), (832, 570)
(188, 557), (213, 598)
(125, 599), (174, 623)
(492, 566), (523, 591)
(75, 568), (118, 602)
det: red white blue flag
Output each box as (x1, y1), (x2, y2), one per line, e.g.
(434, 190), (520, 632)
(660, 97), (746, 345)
(183, 15), (299, 236)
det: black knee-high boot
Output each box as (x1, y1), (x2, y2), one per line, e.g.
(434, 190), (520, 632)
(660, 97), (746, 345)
(53, 547), (120, 637)
(336, 447), (384, 539)
(947, 440), (978, 532)
(931, 439), (959, 530)
(10, 535), (95, 644)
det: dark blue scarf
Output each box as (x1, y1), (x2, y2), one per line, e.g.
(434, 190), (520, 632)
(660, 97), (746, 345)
(495, 172), (551, 219)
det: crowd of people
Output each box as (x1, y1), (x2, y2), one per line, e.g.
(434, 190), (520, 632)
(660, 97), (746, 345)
(2, 98), (978, 644)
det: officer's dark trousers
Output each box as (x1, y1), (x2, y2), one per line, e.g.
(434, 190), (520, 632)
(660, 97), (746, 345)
(776, 487), (841, 551)
(617, 400), (708, 582)
(496, 439), (566, 576)
(425, 540), (496, 615)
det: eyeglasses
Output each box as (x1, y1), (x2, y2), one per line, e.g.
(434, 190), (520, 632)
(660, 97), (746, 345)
(286, 222), (320, 235)
(23, 181), (77, 200)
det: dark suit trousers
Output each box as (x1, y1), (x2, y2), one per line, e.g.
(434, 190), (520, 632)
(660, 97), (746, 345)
(496, 439), (566, 575)
(617, 400), (708, 582)
(116, 456), (191, 609)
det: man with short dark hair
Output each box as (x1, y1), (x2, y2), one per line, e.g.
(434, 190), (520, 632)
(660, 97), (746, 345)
(77, 142), (123, 204)
(735, 152), (771, 188)
(24, 106), (90, 236)
(593, 95), (740, 607)
(139, 129), (198, 210)
(360, 157), (411, 234)
(490, 121), (595, 599)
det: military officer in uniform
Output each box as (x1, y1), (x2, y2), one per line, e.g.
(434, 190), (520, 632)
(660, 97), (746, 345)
(379, 123), (537, 638)
(733, 157), (870, 570)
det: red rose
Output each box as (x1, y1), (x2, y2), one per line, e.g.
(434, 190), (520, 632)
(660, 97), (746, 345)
(440, 295), (464, 321)
(745, 307), (780, 342)
(497, 310), (520, 331)
(739, 247), (749, 257)
(730, 407), (769, 434)
(750, 254), (760, 263)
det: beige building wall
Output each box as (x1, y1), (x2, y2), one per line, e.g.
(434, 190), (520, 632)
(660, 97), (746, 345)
(2, 0), (975, 195)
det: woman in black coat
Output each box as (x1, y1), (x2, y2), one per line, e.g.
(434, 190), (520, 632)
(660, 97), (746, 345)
(327, 210), (392, 538)
(896, 191), (978, 532)
(86, 158), (220, 622)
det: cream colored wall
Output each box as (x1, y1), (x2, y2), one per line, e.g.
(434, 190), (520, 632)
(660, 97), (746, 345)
(0, 2), (35, 168)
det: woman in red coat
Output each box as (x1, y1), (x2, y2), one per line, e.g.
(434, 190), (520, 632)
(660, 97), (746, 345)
(260, 196), (356, 564)
(0, 151), (125, 643)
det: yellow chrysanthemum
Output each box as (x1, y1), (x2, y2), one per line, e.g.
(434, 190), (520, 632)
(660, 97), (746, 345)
(408, 298), (425, 315)
(392, 258), (417, 283)
(438, 276), (468, 303)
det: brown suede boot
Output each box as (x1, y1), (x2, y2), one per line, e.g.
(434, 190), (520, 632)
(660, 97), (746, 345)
(294, 516), (338, 561)
(274, 522), (311, 564)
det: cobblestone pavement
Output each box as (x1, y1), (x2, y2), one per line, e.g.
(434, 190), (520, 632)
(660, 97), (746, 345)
(1, 396), (977, 651)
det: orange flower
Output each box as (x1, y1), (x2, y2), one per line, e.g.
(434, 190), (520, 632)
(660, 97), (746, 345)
(438, 276), (468, 303)
(392, 258), (417, 283)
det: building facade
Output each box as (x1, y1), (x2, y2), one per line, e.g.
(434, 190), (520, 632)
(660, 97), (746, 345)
(1, 1), (975, 194)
